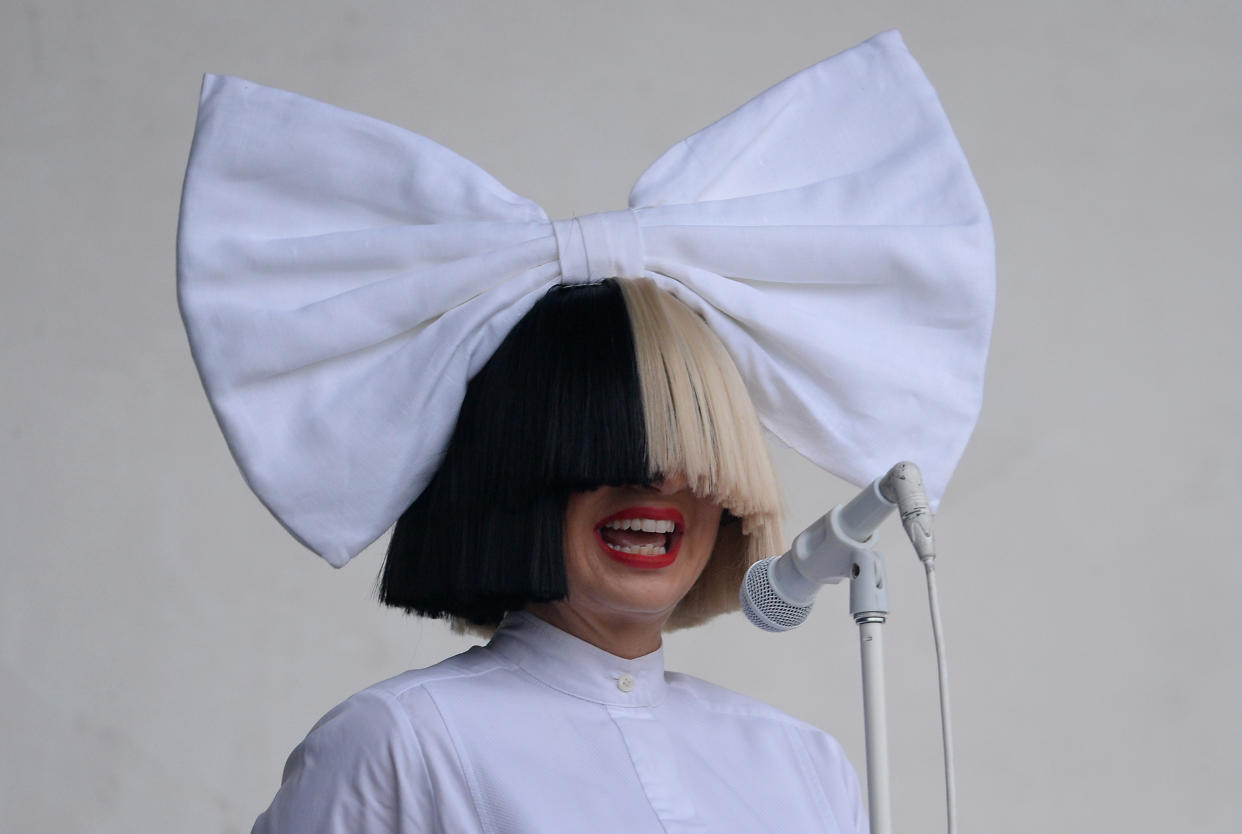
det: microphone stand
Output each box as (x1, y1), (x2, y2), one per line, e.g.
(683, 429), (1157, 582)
(744, 465), (957, 834)
(785, 481), (897, 834)
(851, 545), (891, 834)
(742, 477), (902, 834)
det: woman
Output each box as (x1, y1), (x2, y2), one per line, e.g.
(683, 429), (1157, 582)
(250, 279), (864, 832)
(177, 31), (992, 834)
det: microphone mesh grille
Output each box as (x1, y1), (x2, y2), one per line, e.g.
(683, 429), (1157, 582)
(740, 557), (812, 632)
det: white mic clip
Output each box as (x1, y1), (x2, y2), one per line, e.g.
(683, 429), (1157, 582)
(850, 547), (889, 625)
(770, 476), (895, 618)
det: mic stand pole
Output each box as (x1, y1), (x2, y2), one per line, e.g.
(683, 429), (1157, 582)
(851, 546), (891, 834)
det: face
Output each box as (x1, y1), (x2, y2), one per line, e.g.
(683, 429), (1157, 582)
(556, 475), (724, 629)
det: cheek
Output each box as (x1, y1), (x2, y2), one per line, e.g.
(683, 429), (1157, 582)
(562, 493), (599, 554)
(685, 509), (724, 569)
(700, 505), (725, 547)
(562, 523), (595, 578)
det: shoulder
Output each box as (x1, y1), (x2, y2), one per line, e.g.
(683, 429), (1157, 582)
(365, 643), (508, 705)
(286, 643), (514, 765)
(666, 671), (865, 829)
(252, 646), (503, 834)
(668, 670), (830, 734)
(668, 670), (854, 758)
(252, 684), (430, 833)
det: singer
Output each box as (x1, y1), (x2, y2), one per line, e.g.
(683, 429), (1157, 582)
(248, 280), (866, 832)
(177, 30), (992, 834)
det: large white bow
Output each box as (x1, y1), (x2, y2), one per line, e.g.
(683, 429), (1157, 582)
(178, 31), (994, 568)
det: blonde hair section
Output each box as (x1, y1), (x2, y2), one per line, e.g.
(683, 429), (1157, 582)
(618, 279), (784, 629)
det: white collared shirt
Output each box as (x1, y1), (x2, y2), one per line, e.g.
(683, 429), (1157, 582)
(253, 612), (867, 833)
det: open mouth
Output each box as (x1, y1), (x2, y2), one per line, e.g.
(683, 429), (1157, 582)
(594, 506), (685, 569)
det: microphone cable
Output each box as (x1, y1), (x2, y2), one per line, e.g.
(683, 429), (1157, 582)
(922, 552), (956, 834)
(882, 463), (956, 834)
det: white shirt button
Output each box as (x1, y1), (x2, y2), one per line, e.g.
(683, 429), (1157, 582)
(617, 673), (636, 693)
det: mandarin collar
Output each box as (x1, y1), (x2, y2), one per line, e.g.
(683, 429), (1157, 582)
(487, 611), (668, 707)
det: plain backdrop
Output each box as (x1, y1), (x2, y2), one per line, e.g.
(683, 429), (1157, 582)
(3, 1), (1239, 832)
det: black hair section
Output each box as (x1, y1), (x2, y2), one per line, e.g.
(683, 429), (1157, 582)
(379, 280), (651, 626)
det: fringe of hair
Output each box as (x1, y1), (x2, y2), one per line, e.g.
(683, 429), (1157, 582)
(618, 279), (783, 629)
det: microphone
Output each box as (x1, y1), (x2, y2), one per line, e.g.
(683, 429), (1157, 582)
(741, 462), (934, 631)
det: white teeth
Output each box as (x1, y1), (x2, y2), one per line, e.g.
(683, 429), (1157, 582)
(603, 518), (676, 533)
(610, 544), (668, 555)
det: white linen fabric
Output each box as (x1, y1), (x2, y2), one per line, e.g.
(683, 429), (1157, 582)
(252, 612), (867, 833)
(178, 30), (994, 568)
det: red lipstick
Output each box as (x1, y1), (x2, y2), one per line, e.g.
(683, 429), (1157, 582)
(594, 506), (685, 569)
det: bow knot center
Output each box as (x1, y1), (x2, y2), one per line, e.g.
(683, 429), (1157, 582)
(554, 210), (645, 285)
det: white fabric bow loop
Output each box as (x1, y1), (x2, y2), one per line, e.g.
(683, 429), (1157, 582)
(178, 30), (995, 567)
(553, 210), (645, 285)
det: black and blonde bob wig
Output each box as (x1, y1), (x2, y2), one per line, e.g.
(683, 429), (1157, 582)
(380, 278), (782, 631)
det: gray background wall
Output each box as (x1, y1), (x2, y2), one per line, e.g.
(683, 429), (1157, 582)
(3, 1), (1239, 831)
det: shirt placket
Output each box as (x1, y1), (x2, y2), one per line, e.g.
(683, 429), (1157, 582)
(606, 704), (710, 834)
